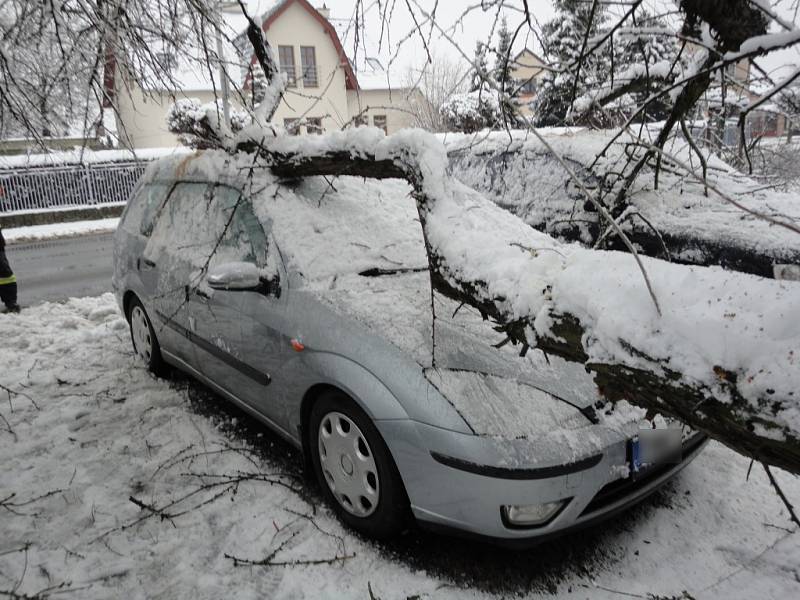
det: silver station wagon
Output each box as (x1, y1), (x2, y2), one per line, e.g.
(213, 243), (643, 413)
(113, 151), (705, 545)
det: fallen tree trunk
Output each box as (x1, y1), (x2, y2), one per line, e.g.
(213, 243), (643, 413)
(235, 129), (800, 475)
(173, 0), (800, 475)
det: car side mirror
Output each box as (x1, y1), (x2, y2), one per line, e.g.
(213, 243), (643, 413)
(207, 262), (281, 297)
(263, 273), (281, 298)
(208, 262), (262, 291)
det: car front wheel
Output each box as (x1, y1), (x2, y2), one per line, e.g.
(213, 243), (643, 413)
(309, 391), (409, 540)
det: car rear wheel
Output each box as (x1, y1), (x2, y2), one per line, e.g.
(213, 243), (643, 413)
(309, 391), (409, 539)
(127, 297), (166, 376)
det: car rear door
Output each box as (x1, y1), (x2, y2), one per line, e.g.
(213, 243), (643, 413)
(142, 181), (213, 365)
(115, 181), (171, 298)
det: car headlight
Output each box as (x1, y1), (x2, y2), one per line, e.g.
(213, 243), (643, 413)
(501, 499), (570, 528)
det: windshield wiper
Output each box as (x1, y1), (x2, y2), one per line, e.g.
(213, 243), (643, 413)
(358, 266), (427, 277)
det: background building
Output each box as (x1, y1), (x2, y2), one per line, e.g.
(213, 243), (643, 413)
(113, 0), (421, 149)
(510, 49), (546, 117)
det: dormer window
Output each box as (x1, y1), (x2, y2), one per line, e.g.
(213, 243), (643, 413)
(366, 57), (384, 71)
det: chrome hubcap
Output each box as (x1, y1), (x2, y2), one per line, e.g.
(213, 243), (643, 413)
(130, 306), (153, 363)
(318, 411), (379, 517)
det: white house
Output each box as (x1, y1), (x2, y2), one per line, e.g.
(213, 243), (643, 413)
(111, 0), (420, 149)
(510, 49), (546, 117)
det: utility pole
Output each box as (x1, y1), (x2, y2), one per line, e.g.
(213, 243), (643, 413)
(217, 2), (231, 123)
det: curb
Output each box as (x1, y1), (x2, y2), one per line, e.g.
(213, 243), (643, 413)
(0, 204), (125, 228)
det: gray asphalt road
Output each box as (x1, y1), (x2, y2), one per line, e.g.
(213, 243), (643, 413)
(7, 233), (114, 306)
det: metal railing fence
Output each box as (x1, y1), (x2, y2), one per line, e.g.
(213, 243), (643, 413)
(0, 160), (146, 213)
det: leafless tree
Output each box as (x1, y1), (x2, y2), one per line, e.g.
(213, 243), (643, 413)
(0, 0), (240, 149)
(404, 54), (469, 131)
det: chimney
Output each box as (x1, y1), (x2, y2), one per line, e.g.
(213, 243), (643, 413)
(317, 3), (330, 19)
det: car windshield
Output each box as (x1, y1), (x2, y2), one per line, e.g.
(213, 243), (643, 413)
(255, 175), (426, 285)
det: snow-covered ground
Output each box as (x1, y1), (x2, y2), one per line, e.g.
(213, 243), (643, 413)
(1, 295), (799, 599)
(4, 218), (120, 244)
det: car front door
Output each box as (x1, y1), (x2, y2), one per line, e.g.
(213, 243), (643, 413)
(188, 185), (287, 423)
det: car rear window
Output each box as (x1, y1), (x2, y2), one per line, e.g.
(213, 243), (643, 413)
(120, 182), (170, 237)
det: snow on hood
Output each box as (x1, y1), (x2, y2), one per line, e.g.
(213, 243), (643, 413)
(425, 368), (591, 438)
(253, 170), (621, 432)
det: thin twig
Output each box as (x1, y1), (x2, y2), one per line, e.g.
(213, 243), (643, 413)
(762, 463), (800, 528)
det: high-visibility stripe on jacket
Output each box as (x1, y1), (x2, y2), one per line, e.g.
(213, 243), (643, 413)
(0, 274), (16, 285)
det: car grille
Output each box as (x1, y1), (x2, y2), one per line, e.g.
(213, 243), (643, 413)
(579, 433), (707, 517)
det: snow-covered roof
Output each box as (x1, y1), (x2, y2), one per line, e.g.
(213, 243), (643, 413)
(328, 9), (408, 91)
(353, 67), (409, 91)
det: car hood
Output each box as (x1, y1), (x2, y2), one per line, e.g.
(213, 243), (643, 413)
(312, 272), (613, 436)
(424, 367), (595, 437)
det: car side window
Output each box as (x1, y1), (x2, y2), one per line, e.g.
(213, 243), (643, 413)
(120, 183), (170, 237)
(144, 182), (270, 273)
(144, 182), (213, 264)
(213, 185), (269, 267)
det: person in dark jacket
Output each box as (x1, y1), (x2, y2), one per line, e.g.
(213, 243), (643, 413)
(0, 227), (20, 313)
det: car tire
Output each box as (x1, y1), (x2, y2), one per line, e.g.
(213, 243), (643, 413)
(127, 296), (167, 376)
(309, 391), (409, 540)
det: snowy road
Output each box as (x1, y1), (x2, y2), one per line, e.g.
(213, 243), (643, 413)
(6, 233), (113, 306)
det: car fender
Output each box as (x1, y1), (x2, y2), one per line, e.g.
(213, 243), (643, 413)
(298, 351), (411, 422)
(288, 350), (473, 435)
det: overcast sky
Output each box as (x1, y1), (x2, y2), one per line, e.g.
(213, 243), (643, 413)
(307, 1), (799, 82)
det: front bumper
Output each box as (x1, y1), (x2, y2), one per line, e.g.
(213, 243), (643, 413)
(376, 419), (707, 545)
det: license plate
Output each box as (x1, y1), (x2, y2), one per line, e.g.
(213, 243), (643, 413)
(629, 428), (682, 478)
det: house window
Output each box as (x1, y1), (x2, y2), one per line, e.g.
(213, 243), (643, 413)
(284, 118), (300, 135)
(519, 78), (537, 95)
(306, 117), (323, 134)
(301, 46), (318, 88)
(278, 46), (296, 87)
(373, 114), (387, 133)
(354, 115), (368, 127)
(156, 51), (177, 74)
